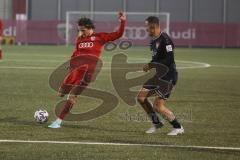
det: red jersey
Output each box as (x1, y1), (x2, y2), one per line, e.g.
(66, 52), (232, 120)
(71, 20), (125, 59)
(0, 19), (3, 36)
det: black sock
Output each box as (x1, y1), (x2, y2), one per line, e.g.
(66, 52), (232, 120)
(170, 119), (181, 128)
(148, 112), (163, 127)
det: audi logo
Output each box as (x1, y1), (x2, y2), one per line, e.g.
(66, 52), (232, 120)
(78, 42), (94, 48)
(123, 26), (148, 40)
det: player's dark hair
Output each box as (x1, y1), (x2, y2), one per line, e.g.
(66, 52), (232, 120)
(78, 17), (95, 29)
(145, 16), (159, 26)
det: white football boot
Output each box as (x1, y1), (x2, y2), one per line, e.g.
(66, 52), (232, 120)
(48, 118), (62, 129)
(145, 123), (163, 134)
(167, 126), (184, 136)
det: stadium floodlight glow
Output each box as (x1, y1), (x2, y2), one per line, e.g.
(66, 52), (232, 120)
(65, 11), (170, 46)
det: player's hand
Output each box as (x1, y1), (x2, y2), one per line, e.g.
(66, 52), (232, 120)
(143, 64), (150, 72)
(118, 11), (126, 21)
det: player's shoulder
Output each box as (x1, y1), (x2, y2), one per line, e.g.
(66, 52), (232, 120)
(160, 32), (173, 44)
(160, 32), (171, 40)
(93, 32), (110, 42)
(90, 32), (106, 39)
(94, 32), (107, 36)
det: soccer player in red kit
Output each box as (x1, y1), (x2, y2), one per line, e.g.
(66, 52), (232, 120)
(0, 19), (3, 59)
(48, 12), (126, 128)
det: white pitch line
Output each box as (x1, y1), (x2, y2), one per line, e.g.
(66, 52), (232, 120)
(0, 66), (55, 70)
(0, 60), (211, 70)
(176, 60), (211, 69)
(0, 139), (239, 151)
(5, 59), (65, 63)
(0, 65), (209, 70)
(211, 65), (240, 68)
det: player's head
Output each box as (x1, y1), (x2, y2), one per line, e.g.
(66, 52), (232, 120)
(78, 17), (95, 37)
(145, 16), (161, 37)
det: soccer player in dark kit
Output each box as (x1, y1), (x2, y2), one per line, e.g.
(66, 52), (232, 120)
(137, 16), (184, 135)
(48, 12), (126, 128)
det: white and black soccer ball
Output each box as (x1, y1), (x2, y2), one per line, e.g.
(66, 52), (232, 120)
(34, 109), (49, 123)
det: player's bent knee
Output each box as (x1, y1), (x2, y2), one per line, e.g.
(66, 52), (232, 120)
(153, 99), (165, 110)
(137, 88), (150, 102)
(137, 95), (146, 104)
(67, 95), (77, 104)
(153, 104), (164, 111)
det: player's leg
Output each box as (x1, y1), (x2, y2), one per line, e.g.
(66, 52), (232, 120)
(57, 83), (88, 119)
(48, 71), (89, 128)
(153, 97), (184, 135)
(57, 67), (88, 97)
(48, 82), (89, 129)
(48, 93), (76, 128)
(137, 88), (163, 133)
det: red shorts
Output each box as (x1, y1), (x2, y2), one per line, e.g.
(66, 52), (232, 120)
(59, 65), (93, 95)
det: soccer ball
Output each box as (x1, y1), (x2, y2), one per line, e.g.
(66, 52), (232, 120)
(34, 109), (49, 123)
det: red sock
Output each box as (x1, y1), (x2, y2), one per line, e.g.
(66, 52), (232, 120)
(59, 100), (74, 120)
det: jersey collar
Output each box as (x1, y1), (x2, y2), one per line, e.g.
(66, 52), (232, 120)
(152, 32), (162, 41)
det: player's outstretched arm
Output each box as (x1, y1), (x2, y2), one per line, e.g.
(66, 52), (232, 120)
(100, 11), (126, 43)
(118, 11), (126, 22)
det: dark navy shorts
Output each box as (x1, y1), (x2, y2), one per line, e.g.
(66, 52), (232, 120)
(143, 71), (178, 100)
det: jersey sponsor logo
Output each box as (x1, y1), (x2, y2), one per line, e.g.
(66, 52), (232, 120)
(78, 42), (94, 48)
(166, 45), (173, 52)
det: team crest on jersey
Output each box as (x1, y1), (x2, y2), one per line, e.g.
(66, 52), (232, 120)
(166, 45), (173, 52)
(90, 36), (96, 41)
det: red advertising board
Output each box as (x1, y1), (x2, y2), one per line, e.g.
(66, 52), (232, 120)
(2, 20), (240, 47)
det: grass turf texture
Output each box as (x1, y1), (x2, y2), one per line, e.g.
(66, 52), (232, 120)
(0, 45), (240, 160)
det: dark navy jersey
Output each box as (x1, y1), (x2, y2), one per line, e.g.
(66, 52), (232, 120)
(149, 32), (177, 73)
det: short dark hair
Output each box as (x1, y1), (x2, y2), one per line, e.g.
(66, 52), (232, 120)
(145, 16), (159, 26)
(78, 17), (95, 29)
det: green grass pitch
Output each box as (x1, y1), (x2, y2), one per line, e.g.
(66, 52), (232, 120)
(0, 45), (240, 160)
